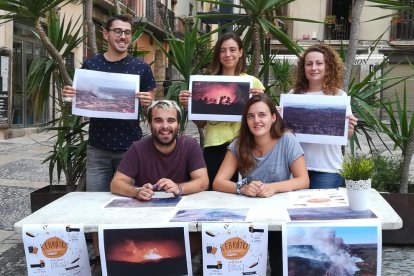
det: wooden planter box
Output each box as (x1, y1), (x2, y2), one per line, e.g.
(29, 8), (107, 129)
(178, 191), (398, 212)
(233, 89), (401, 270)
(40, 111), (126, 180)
(381, 193), (414, 244)
(30, 185), (69, 213)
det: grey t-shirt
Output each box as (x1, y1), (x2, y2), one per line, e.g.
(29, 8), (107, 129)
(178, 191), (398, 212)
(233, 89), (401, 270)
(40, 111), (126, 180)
(229, 132), (304, 183)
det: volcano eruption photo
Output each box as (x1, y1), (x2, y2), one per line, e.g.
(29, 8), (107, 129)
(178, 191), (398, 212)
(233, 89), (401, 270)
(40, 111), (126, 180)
(190, 80), (250, 117)
(285, 222), (381, 276)
(101, 226), (190, 276)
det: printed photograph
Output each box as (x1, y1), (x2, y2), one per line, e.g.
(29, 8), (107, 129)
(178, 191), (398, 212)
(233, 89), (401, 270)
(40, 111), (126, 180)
(72, 69), (140, 119)
(280, 94), (350, 145)
(287, 206), (377, 221)
(188, 75), (252, 121)
(104, 196), (181, 208)
(284, 221), (381, 276)
(99, 224), (192, 276)
(170, 208), (248, 222)
(283, 103), (346, 135)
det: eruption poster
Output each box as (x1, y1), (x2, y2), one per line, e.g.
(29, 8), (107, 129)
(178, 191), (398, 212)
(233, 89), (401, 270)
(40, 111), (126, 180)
(283, 220), (382, 276)
(98, 224), (192, 276)
(202, 223), (268, 276)
(280, 94), (350, 145)
(188, 75), (252, 121)
(72, 69), (140, 119)
(22, 224), (91, 276)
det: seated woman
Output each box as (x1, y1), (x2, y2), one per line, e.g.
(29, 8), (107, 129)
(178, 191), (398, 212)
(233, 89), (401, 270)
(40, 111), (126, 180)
(213, 94), (309, 196)
(213, 94), (309, 276)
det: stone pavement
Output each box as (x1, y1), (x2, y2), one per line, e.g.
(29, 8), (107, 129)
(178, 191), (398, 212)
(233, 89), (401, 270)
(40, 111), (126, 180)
(1, 122), (414, 275)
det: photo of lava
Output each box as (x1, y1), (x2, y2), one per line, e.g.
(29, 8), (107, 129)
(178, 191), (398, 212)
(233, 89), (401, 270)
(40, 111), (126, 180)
(191, 81), (250, 115)
(286, 225), (379, 276)
(103, 227), (189, 276)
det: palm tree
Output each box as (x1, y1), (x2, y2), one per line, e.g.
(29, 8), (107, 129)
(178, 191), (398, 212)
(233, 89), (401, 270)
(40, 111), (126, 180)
(0, 0), (88, 191)
(196, 0), (317, 75)
(0, 0), (77, 85)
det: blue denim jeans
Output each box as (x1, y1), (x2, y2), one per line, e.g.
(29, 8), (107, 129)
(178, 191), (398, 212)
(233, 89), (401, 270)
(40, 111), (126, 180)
(86, 145), (126, 192)
(309, 170), (344, 189)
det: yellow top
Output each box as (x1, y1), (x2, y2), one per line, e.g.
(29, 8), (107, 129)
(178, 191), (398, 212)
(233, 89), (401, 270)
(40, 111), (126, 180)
(203, 74), (265, 148)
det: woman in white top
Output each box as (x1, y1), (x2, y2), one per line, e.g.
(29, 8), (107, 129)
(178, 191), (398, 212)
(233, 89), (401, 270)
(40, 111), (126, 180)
(291, 44), (358, 189)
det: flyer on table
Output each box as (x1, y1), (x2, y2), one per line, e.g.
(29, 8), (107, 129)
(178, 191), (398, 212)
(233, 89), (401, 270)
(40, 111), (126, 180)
(22, 224), (91, 276)
(202, 222), (268, 276)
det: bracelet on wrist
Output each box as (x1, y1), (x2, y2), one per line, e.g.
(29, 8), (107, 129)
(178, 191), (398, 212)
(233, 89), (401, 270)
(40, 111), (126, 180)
(134, 187), (142, 199)
(176, 185), (183, 197)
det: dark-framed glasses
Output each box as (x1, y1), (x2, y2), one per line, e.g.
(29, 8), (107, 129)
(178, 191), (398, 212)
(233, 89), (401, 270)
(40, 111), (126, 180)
(109, 28), (132, 37)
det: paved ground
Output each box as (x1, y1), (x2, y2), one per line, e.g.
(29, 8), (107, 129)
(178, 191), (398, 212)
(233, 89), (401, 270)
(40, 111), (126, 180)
(1, 122), (414, 275)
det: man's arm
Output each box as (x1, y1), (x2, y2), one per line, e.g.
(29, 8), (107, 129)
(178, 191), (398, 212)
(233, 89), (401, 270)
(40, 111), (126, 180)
(110, 171), (138, 198)
(110, 171), (155, 201)
(179, 168), (209, 195)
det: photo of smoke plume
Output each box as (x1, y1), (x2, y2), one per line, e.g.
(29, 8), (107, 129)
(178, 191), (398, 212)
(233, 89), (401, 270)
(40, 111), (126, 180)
(101, 227), (190, 276)
(191, 81), (250, 116)
(75, 75), (136, 113)
(285, 223), (381, 276)
(283, 104), (347, 136)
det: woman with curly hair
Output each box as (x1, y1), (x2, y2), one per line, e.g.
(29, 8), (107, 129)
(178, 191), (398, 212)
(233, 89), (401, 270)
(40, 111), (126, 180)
(291, 44), (358, 189)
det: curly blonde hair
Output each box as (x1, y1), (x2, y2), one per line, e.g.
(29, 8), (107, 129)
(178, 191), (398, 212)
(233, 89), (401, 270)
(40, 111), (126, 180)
(293, 44), (344, 95)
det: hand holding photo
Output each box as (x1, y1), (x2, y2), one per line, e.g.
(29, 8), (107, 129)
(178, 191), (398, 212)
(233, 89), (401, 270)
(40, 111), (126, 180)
(188, 75), (253, 122)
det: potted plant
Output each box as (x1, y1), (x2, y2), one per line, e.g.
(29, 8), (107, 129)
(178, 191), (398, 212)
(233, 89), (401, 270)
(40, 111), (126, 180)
(324, 15), (337, 24)
(339, 155), (374, 211)
(340, 155), (374, 181)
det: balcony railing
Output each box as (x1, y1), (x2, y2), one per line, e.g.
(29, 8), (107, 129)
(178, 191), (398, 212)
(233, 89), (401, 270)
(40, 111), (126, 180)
(145, 0), (175, 32)
(390, 18), (414, 41)
(324, 17), (350, 40)
(120, 0), (136, 13)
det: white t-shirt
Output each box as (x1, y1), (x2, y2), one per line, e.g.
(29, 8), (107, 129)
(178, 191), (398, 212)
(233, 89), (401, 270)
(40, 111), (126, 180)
(289, 90), (350, 173)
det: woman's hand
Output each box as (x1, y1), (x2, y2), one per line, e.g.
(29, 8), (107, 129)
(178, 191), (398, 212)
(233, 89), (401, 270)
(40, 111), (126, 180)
(257, 184), (275, 198)
(241, 181), (263, 197)
(179, 90), (191, 109)
(347, 113), (358, 138)
(249, 88), (264, 96)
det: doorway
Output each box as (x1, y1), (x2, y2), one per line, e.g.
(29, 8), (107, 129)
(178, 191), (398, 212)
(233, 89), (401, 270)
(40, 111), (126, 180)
(12, 22), (48, 127)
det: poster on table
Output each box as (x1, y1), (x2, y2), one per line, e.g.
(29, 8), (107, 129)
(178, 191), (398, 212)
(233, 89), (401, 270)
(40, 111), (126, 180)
(188, 75), (253, 122)
(72, 68), (140, 119)
(98, 223), (192, 276)
(287, 188), (349, 209)
(202, 223), (268, 276)
(282, 220), (382, 276)
(280, 94), (351, 145)
(104, 193), (181, 208)
(22, 224), (91, 276)
(170, 208), (248, 222)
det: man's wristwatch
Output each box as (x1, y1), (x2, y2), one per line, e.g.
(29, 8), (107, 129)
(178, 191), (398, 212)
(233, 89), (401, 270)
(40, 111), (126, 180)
(236, 178), (248, 195)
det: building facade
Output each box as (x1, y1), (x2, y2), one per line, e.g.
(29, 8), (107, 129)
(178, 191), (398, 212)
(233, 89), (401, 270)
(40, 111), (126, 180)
(1, 0), (413, 138)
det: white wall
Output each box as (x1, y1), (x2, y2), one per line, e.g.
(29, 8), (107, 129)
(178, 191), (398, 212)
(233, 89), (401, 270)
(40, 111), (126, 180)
(359, 3), (390, 40)
(289, 0), (326, 41)
(0, 11), (13, 50)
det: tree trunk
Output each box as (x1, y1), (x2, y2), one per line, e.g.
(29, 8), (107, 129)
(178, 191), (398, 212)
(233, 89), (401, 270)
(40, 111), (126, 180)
(343, 0), (365, 92)
(399, 130), (414, 193)
(84, 0), (98, 56)
(114, 0), (121, 15)
(34, 19), (72, 86)
(251, 22), (261, 76)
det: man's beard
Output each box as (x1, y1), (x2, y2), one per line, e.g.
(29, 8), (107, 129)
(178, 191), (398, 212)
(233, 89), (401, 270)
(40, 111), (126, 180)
(152, 128), (178, 147)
